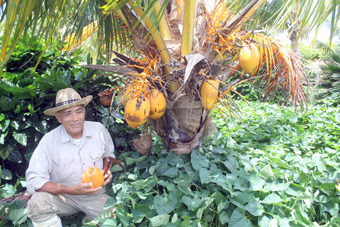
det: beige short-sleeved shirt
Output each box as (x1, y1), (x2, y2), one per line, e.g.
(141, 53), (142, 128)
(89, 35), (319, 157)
(25, 121), (115, 195)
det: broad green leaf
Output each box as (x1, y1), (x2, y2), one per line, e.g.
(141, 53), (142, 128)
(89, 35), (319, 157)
(317, 183), (336, 190)
(227, 136), (236, 148)
(269, 219), (279, 227)
(335, 113), (340, 122)
(223, 160), (239, 176)
(259, 164), (273, 178)
(303, 189), (313, 209)
(294, 209), (310, 225)
(279, 218), (291, 227)
(131, 177), (156, 191)
(6, 150), (22, 163)
(182, 196), (203, 211)
(214, 190), (227, 204)
(134, 204), (154, 220)
(125, 157), (135, 166)
(2, 183), (16, 198)
(102, 218), (117, 226)
(0, 144), (13, 159)
(245, 200), (264, 216)
(149, 165), (156, 175)
(62, 71), (72, 85)
(258, 214), (271, 227)
(217, 201), (226, 213)
(325, 147), (337, 154)
(12, 132), (27, 146)
(75, 71), (83, 81)
(262, 193), (282, 204)
(219, 211), (230, 225)
(0, 113), (5, 121)
(264, 182), (290, 192)
(111, 164), (124, 172)
(1, 168), (12, 180)
(199, 168), (210, 184)
(0, 119), (10, 132)
(230, 191), (256, 209)
(212, 147), (227, 154)
(154, 191), (178, 214)
(162, 167), (178, 178)
(10, 120), (20, 130)
(229, 209), (252, 227)
(191, 150), (209, 170)
(116, 208), (131, 226)
(248, 175), (266, 191)
(0, 130), (9, 144)
(150, 214), (170, 227)
(132, 209), (146, 223)
(286, 183), (306, 196)
(8, 208), (28, 225)
(11, 87), (34, 99)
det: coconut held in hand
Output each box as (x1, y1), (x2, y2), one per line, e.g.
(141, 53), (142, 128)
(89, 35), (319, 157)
(82, 167), (105, 188)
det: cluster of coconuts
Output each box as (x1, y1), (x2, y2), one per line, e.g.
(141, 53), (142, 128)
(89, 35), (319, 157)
(124, 88), (166, 129)
(100, 44), (259, 129)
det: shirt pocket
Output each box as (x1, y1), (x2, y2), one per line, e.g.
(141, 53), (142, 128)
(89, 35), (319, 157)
(89, 150), (104, 170)
(52, 157), (74, 182)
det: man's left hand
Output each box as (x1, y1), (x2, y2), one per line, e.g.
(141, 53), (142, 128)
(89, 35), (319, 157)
(103, 170), (112, 186)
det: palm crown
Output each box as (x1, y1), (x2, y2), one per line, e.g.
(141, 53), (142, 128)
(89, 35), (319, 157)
(1, 0), (339, 154)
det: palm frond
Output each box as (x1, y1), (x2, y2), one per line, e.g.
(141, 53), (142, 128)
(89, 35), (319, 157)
(0, 0), (38, 73)
(250, 33), (309, 107)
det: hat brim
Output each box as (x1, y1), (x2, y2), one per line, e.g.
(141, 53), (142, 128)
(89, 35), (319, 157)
(44, 95), (93, 116)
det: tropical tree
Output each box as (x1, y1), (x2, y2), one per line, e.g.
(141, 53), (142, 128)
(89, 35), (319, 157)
(316, 52), (340, 104)
(1, 0), (340, 155)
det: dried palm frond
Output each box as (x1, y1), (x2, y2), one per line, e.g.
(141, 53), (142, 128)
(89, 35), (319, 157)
(248, 33), (309, 107)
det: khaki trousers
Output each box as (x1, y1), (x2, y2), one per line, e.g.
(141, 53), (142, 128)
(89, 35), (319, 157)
(27, 192), (110, 224)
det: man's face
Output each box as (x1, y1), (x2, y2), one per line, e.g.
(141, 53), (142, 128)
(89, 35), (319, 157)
(55, 105), (85, 139)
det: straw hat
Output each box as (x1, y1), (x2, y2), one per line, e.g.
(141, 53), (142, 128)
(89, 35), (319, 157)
(44, 88), (93, 116)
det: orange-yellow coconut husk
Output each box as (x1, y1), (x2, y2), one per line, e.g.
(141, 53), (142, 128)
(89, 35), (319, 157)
(239, 43), (259, 73)
(125, 95), (150, 129)
(82, 167), (104, 188)
(201, 80), (219, 111)
(149, 89), (166, 120)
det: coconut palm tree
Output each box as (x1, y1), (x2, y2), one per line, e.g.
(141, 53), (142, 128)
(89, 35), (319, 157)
(1, 0), (340, 154)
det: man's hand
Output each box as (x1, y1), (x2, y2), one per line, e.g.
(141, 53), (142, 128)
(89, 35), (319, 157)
(71, 183), (102, 195)
(103, 170), (112, 186)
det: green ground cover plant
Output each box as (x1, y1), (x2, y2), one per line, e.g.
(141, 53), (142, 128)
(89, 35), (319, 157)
(2, 101), (340, 226)
(83, 101), (340, 227)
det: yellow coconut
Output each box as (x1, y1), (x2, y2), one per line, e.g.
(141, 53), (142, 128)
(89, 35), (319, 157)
(239, 43), (259, 73)
(124, 95), (150, 129)
(149, 89), (166, 120)
(201, 80), (219, 111)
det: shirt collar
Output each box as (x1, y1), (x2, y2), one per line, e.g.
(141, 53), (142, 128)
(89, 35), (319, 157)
(60, 121), (92, 143)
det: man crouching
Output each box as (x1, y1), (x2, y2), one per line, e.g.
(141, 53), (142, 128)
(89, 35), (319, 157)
(26, 88), (115, 227)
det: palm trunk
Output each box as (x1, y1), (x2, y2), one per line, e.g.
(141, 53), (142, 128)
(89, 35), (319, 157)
(288, 12), (300, 54)
(153, 95), (217, 155)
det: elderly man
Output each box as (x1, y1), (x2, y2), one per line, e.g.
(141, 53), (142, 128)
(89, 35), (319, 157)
(26, 88), (115, 227)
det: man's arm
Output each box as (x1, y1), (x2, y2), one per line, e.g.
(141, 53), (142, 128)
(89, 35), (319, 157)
(36, 181), (102, 195)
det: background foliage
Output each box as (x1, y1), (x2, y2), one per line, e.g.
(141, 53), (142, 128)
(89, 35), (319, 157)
(0, 35), (136, 205)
